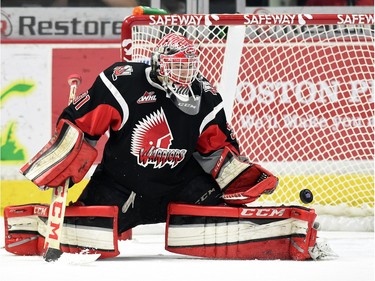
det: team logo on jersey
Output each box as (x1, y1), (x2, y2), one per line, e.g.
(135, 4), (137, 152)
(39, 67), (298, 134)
(112, 65), (133, 81)
(137, 91), (157, 104)
(130, 108), (187, 168)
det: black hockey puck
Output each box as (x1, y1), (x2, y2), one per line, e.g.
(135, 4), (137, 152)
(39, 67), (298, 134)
(299, 189), (313, 204)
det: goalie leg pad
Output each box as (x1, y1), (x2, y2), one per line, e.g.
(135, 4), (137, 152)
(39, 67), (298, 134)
(4, 204), (120, 259)
(165, 203), (318, 260)
(4, 205), (44, 256)
(20, 119), (97, 189)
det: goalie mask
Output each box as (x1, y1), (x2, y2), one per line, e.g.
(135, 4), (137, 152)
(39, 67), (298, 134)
(151, 33), (201, 115)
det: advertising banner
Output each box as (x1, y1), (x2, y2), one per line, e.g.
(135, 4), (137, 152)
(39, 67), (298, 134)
(233, 44), (374, 162)
(1, 8), (133, 40)
(1, 44), (52, 169)
(1, 43), (119, 180)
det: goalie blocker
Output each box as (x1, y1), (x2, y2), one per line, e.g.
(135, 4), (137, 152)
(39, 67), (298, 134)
(20, 119), (97, 190)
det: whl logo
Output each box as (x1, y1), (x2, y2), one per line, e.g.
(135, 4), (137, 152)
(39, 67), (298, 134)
(137, 91), (157, 104)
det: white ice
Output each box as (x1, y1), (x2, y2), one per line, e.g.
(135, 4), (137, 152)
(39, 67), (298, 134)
(1, 220), (374, 281)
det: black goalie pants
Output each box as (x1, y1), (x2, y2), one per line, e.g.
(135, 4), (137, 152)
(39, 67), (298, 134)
(77, 167), (224, 233)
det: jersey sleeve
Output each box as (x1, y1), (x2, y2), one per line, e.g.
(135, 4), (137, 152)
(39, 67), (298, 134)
(196, 106), (239, 155)
(58, 63), (126, 141)
(193, 79), (241, 174)
(195, 77), (239, 156)
(194, 101), (240, 174)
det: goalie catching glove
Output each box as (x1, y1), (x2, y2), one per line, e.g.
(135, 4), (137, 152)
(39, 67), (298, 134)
(20, 119), (97, 190)
(211, 147), (278, 205)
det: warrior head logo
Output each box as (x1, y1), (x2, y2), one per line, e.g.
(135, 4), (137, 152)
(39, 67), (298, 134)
(131, 108), (186, 168)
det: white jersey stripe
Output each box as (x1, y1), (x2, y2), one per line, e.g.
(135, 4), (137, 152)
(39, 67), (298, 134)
(99, 72), (129, 130)
(199, 101), (224, 134)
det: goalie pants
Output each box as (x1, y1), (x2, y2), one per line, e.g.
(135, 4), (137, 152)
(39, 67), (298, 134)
(78, 166), (224, 233)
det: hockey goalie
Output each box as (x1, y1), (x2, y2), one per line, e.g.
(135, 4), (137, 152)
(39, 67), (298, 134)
(4, 33), (336, 261)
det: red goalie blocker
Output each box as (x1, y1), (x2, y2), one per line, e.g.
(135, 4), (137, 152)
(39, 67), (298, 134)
(4, 204), (124, 259)
(165, 203), (318, 260)
(20, 119), (97, 190)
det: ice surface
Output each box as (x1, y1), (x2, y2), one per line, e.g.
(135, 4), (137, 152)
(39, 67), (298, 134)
(1, 219), (374, 281)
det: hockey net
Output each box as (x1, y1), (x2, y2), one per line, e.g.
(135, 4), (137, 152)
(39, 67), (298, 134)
(121, 14), (374, 231)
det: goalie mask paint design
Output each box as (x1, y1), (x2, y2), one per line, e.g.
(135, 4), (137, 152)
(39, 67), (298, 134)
(151, 33), (202, 115)
(130, 108), (187, 168)
(151, 33), (199, 85)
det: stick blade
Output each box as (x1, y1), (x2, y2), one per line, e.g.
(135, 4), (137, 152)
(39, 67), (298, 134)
(43, 248), (101, 264)
(43, 247), (63, 262)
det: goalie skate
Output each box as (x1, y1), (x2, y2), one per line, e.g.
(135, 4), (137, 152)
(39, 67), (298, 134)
(309, 239), (339, 260)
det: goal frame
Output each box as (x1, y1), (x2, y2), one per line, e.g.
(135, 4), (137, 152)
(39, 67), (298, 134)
(121, 14), (374, 59)
(120, 14), (374, 230)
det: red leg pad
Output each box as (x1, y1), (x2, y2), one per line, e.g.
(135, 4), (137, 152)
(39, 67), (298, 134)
(166, 203), (317, 260)
(4, 204), (120, 259)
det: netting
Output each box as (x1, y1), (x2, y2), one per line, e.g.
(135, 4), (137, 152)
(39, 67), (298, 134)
(121, 14), (374, 218)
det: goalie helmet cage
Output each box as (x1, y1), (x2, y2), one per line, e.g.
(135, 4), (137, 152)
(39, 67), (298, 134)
(121, 14), (374, 231)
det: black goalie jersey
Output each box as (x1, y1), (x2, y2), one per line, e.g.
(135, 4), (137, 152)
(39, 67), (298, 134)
(59, 62), (239, 197)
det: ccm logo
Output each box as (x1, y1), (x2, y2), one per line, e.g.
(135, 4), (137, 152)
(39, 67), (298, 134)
(34, 206), (48, 216)
(241, 208), (286, 217)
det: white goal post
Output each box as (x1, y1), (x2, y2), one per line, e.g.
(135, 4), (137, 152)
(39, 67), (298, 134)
(121, 14), (374, 231)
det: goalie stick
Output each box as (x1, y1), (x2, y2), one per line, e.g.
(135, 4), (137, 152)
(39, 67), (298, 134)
(42, 74), (98, 262)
